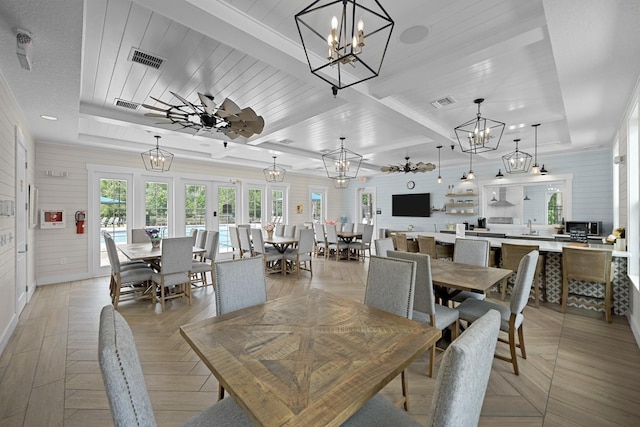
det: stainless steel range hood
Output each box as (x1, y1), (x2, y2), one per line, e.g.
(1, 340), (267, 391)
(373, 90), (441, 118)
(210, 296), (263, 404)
(489, 187), (515, 207)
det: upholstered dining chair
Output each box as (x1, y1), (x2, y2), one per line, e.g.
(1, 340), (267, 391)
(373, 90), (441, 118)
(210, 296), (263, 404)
(457, 250), (539, 375)
(562, 246), (614, 323)
(324, 224), (339, 260)
(98, 305), (252, 427)
(374, 238), (395, 257)
(388, 250), (459, 378)
(228, 226), (241, 259)
(450, 238), (491, 304)
(131, 228), (150, 243)
(283, 224), (296, 237)
(237, 226), (253, 258)
(251, 228), (283, 275)
(274, 223), (285, 237)
(189, 228), (198, 245)
(214, 256), (267, 399)
(284, 228), (314, 278)
(151, 237), (193, 311)
(190, 231), (219, 289)
(348, 223), (374, 261)
(500, 243), (546, 306)
(104, 234), (154, 309)
(341, 222), (354, 232)
(342, 310), (500, 427)
(194, 229), (207, 250)
(365, 255), (417, 410)
(313, 223), (326, 257)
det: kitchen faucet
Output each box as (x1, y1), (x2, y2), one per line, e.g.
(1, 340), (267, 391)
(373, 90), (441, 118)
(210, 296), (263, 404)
(527, 219), (537, 235)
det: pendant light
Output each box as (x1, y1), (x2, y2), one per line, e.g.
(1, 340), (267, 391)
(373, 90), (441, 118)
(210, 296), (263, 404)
(436, 145), (443, 184)
(531, 123), (541, 174)
(141, 135), (173, 172)
(502, 139), (532, 174)
(495, 169), (504, 178)
(263, 156), (286, 182)
(466, 150), (475, 180)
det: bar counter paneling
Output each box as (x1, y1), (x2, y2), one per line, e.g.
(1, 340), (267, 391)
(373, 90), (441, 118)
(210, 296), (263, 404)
(403, 232), (631, 315)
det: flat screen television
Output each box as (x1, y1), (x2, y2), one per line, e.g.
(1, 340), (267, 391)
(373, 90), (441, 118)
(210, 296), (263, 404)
(392, 193), (431, 217)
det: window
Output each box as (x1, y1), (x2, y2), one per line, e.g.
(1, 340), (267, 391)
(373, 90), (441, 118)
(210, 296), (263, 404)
(99, 178), (128, 267)
(145, 182), (168, 237)
(185, 184), (206, 236)
(271, 189), (284, 223)
(310, 188), (327, 223)
(248, 188), (262, 226)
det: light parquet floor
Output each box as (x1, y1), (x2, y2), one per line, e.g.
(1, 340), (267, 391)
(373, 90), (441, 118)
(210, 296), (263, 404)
(1, 255), (640, 426)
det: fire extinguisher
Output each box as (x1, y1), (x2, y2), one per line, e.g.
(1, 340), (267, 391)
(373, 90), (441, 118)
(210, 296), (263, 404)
(75, 210), (86, 234)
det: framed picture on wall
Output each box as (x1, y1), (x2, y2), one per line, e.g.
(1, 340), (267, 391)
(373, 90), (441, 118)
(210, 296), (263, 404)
(41, 209), (65, 229)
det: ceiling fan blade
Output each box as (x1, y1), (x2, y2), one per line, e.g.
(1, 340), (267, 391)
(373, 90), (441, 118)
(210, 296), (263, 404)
(217, 98), (242, 117)
(235, 128), (255, 138)
(198, 92), (217, 115)
(150, 96), (176, 107)
(155, 121), (174, 125)
(144, 113), (168, 118)
(170, 91), (198, 111)
(221, 129), (240, 140)
(237, 107), (258, 122)
(142, 103), (168, 112)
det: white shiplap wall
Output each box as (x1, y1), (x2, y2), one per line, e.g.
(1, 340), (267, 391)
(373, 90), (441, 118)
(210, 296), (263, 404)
(0, 71), (36, 355)
(35, 143), (344, 284)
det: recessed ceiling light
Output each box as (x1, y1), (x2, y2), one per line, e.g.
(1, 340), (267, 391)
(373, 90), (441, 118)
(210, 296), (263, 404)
(40, 115), (58, 121)
(399, 25), (429, 44)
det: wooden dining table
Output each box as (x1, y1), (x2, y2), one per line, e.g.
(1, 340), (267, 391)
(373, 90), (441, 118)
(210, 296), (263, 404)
(336, 231), (362, 243)
(180, 288), (441, 427)
(263, 235), (297, 253)
(430, 258), (512, 303)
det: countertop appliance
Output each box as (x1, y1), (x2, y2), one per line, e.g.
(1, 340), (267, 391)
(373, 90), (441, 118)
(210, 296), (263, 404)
(565, 221), (602, 236)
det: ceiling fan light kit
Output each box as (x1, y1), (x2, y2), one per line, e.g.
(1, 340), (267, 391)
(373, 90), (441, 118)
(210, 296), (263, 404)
(143, 91), (264, 139)
(380, 156), (435, 174)
(295, 0), (394, 92)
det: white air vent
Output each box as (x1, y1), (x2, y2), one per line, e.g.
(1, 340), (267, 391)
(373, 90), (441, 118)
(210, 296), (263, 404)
(128, 47), (166, 70)
(114, 98), (140, 110)
(430, 96), (456, 109)
(276, 139), (294, 145)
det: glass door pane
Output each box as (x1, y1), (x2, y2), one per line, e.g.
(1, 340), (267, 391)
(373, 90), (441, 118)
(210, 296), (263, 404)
(217, 185), (237, 253)
(146, 182), (169, 237)
(248, 188), (263, 228)
(100, 178), (128, 267)
(185, 184), (207, 237)
(271, 189), (284, 224)
(311, 190), (324, 223)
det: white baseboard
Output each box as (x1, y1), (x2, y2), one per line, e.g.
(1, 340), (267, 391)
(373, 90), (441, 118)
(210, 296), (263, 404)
(0, 314), (18, 359)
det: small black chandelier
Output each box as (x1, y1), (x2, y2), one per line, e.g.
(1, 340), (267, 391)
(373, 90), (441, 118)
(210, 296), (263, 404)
(295, 0), (394, 93)
(141, 135), (173, 172)
(502, 139), (532, 174)
(436, 145), (443, 184)
(263, 156), (286, 182)
(322, 136), (362, 189)
(454, 98), (505, 154)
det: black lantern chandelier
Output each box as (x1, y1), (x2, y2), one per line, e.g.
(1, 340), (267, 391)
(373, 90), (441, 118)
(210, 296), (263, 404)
(322, 137), (362, 189)
(454, 98), (505, 154)
(295, 0), (394, 93)
(141, 135), (173, 172)
(502, 139), (532, 174)
(263, 156), (286, 182)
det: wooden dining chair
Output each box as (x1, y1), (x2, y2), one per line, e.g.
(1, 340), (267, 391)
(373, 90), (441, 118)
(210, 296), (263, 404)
(417, 235), (437, 258)
(365, 256), (417, 410)
(457, 251), (539, 375)
(151, 237), (193, 311)
(562, 247), (613, 323)
(500, 243), (546, 306)
(342, 310), (500, 427)
(395, 233), (409, 252)
(190, 231), (219, 289)
(98, 305), (252, 427)
(214, 256), (267, 399)
(388, 251), (459, 377)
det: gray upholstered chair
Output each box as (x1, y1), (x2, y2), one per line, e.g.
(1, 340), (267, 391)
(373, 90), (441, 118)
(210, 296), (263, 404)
(283, 224), (296, 237)
(191, 231), (219, 289)
(214, 256), (267, 399)
(284, 228), (314, 278)
(228, 226), (241, 259)
(342, 222), (354, 232)
(324, 224), (339, 260)
(388, 250), (459, 378)
(131, 228), (150, 243)
(274, 223), (285, 237)
(374, 238), (395, 257)
(457, 251), (539, 375)
(348, 224), (373, 261)
(251, 228), (283, 275)
(342, 310), (501, 427)
(365, 255), (417, 410)
(501, 242), (546, 306)
(313, 223), (326, 257)
(98, 305), (252, 427)
(451, 238), (491, 303)
(237, 226), (253, 257)
(151, 237), (193, 311)
(104, 234), (154, 309)
(189, 228), (199, 245)
(194, 229), (207, 250)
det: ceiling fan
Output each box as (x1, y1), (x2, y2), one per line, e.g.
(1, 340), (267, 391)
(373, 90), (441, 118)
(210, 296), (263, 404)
(380, 156), (436, 173)
(143, 91), (265, 139)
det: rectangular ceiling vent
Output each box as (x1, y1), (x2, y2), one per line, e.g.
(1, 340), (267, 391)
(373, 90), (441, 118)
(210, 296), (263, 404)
(128, 47), (166, 70)
(276, 139), (294, 145)
(114, 98), (140, 110)
(430, 96), (456, 109)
